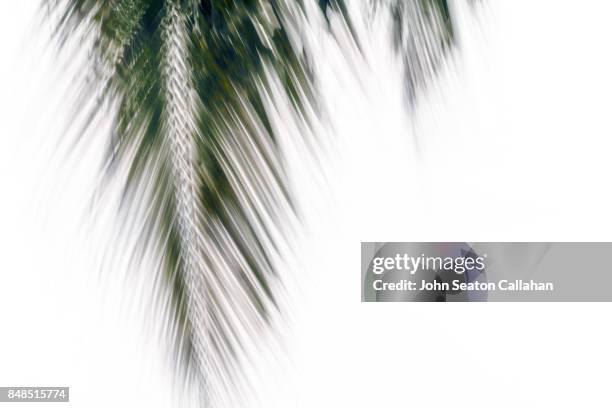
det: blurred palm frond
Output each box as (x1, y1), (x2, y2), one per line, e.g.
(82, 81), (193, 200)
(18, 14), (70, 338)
(44, 0), (476, 405)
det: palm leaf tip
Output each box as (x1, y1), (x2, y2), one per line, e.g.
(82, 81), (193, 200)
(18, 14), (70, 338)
(367, 0), (474, 105)
(319, 0), (477, 106)
(393, 0), (456, 104)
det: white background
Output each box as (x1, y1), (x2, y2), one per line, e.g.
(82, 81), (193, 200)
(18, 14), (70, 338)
(1, 1), (612, 407)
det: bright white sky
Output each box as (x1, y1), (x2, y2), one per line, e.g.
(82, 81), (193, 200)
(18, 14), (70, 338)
(1, 1), (612, 407)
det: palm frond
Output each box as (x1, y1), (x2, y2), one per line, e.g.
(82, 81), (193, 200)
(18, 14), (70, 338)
(45, 0), (478, 405)
(45, 0), (324, 404)
(370, 0), (464, 104)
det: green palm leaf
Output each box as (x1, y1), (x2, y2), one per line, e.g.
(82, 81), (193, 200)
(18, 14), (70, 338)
(45, 0), (476, 405)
